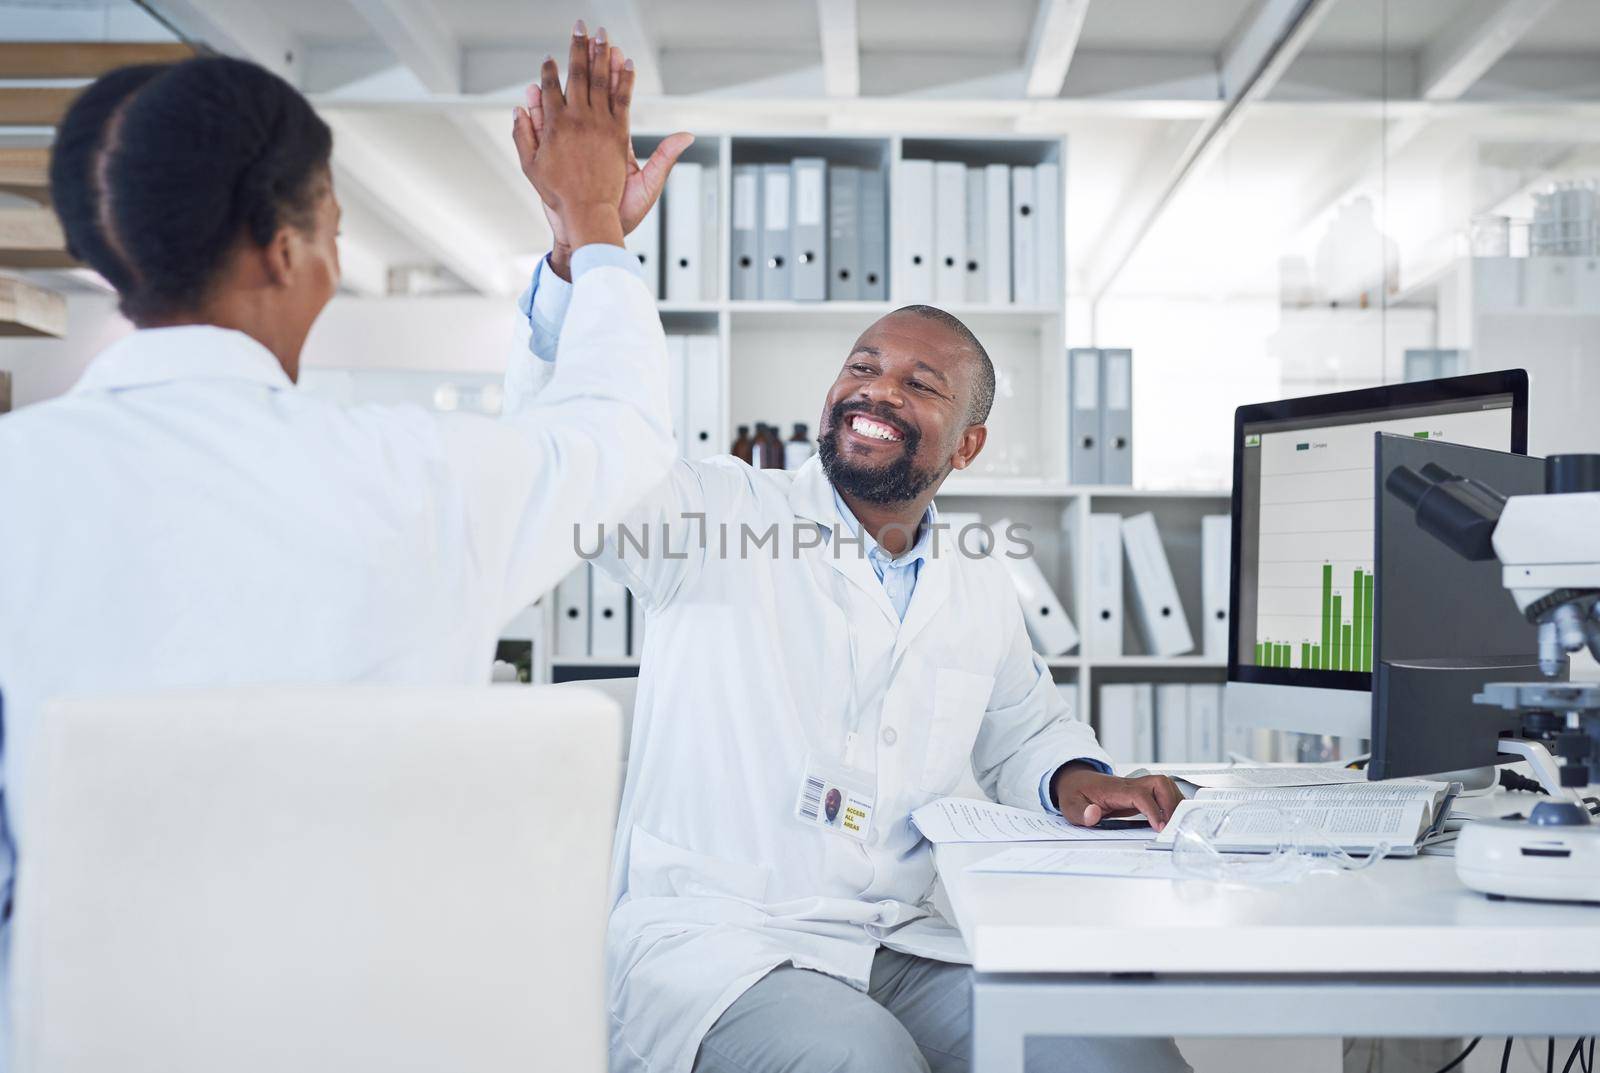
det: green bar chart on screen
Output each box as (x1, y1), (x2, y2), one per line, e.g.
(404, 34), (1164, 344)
(1255, 562), (1374, 670)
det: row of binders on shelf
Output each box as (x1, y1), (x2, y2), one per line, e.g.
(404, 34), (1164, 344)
(1085, 513), (1231, 660)
(555, 563), (643, 660)
(953, 511), (1228, 663)
(1097, 683), (1237, 764)
(664, 333), (723, 460)
(628, 162), (720, 302)
(731, 160), (888, 302)
(896, 159), (1060, 307)
(1068, 348), (1134, 486)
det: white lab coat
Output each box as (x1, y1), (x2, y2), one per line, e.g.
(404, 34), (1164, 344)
(0, 265), (672, 1052)
(578, 456), (1110, 1073)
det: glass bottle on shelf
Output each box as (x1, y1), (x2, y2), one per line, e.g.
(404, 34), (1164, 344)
(760, 424), (786, 469)
(731, 424), (753, 464)
(784, 423), (813, 469)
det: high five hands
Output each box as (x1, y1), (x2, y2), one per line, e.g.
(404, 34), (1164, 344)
(512, 21), (694, 281)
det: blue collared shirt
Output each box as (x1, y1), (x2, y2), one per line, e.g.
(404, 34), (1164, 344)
(518, 245), (645, 362)
(830, 490), (931, 622)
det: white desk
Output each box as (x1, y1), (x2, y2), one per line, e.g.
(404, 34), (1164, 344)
(937, 788), (1600, 1072)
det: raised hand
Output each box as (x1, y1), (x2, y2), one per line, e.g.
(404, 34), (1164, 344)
(511, 22), (630, 256)
(513, 22), (692, 280)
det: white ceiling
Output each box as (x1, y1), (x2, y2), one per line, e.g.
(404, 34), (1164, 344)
(7, 0), (1600, 303)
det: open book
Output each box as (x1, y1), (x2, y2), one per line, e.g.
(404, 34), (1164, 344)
(1150, 779), (1460, 858)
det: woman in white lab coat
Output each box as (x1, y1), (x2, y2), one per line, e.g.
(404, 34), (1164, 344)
(0, 28), (673, 1035)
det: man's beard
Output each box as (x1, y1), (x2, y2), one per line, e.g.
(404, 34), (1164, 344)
(816, 399), (942, 505)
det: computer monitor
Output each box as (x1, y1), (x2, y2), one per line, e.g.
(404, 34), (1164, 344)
(1370, 432), (1547, 780)
(1227, 370), (1528, 740)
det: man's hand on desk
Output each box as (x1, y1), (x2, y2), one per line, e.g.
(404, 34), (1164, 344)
(1051, 762), (1184, 833)
(514, 22), (693, 281)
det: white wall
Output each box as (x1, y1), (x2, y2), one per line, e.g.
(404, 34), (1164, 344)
(302, 293), (521, 375)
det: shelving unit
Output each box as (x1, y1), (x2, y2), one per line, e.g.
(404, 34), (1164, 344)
(531, 130), (1235, 744)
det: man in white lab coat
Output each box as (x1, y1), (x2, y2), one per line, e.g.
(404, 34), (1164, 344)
(0, 31), (673, 1054)
(509, 200), (1189, 1072)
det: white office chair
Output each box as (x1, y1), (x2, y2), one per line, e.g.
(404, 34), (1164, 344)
(550, 676), (638, 798)
(11, 685), (621, 1073)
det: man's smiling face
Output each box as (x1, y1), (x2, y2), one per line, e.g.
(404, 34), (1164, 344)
(817, 309), (987, 505)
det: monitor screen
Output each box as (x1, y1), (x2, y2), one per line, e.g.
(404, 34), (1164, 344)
(1230, 373), (1526, 694)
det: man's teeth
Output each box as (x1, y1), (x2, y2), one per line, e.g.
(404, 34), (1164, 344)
(850, 415), (902, 441)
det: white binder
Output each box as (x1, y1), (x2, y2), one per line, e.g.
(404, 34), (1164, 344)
(1100, 348), (1133, 485)
(665, 334), (688, 455)
(964, 166), (986, 303)
(790, 157), (828, 301)
(730, 165), (760, 300)
(895, 158), (934, 302)
(665, 162), (703, 302)
(1155, 683), (1189, 763)
(828, 165), (861, 301)
(700, 169), (720, 301)
(683, 334), (722, 462)
(1034, 161), (1061, 306)
(1068, 348), (1102, 485)
(1010, 166), (1037, 305)
(860, 168), (889, 300)
(1201, 514), (1231, 660)
(554, 566), (590, 658)
(1087, 513), (1124, 657)
(992, 517), (1078, 656)
(1187, 683), (1224, 763)
(626, 198), (661, 299)
(933, 161), (966, 304)
(1098, 683), (1154, 765)
(758, 164), (792, 300)
(983, 162), (1012, 305)
(590, 568), (629, 658)
(1121, 512), (1195, 657)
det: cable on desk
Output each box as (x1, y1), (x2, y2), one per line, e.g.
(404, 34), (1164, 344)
(1499, 769), (1548, 794)
(1503, 1037), (1515, 1073)
(1551, 1037), (1557, 1073)
(1432, 1037), (1481, 1073)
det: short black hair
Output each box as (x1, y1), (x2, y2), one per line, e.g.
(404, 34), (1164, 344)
(889, 304), (996, 425)
(50, 56), (333, 323)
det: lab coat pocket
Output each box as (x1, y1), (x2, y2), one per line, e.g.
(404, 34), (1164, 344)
(921, 669), (995, 793)
(627, 824), (773, 904)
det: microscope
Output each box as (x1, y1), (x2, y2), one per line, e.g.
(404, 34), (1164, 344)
(1385, 453), (1600, 903)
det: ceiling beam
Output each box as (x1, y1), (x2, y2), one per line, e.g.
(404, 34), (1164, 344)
(0, 41), (193, 79)
(589, 0), (664, 96)
(1024, 0), (1090, 99)
(1420, 0), (1559, 101)
(342, 0), (546, 247)
(145, 0), (301, 83)
(328, 116), (509, 296)
(816, 0), (859, 98)
(346, 0), (459, 95)
(1084, 0), (1338, 303)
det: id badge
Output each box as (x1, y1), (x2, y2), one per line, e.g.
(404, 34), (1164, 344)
(795, 756), (876, 843)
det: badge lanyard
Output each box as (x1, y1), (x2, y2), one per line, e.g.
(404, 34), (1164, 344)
(791, 553), (908, 844)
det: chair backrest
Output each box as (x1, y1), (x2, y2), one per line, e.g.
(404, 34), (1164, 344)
(550, 675), (638, 766)
(12, 685), (621, 1073)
